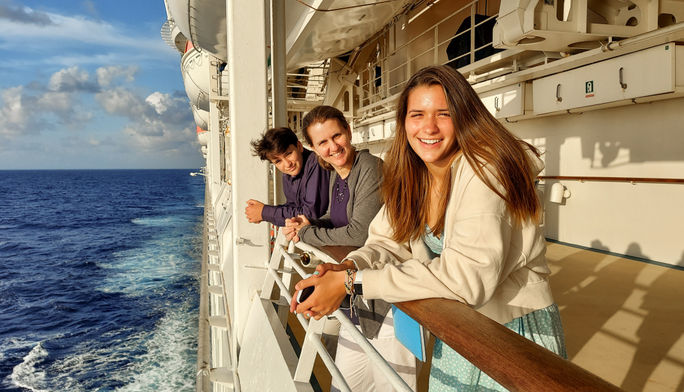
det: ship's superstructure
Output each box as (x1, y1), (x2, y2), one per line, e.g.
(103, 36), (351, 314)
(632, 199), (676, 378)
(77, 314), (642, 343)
(160, 1), (684, 391)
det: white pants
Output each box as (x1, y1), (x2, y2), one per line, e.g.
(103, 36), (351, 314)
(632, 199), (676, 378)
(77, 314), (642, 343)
(331, 311), (417, 392)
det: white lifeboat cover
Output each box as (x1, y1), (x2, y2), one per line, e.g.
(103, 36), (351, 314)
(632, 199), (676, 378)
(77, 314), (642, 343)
(191, 105), (209, 130)
(196, 126), (209, 147)
(181, 48), (210, 111)
(166, 0), (228, 61)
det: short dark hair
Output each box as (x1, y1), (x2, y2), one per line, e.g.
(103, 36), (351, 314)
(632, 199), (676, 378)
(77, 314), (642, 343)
(250, 127), (299, 161)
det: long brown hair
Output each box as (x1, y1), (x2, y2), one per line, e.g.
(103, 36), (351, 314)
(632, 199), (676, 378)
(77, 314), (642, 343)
(302, 105), (354, 171)
(382, 65), (541, 242)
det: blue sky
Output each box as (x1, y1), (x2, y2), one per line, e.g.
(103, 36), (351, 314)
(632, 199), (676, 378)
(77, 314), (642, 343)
(0, 0), (203, 169)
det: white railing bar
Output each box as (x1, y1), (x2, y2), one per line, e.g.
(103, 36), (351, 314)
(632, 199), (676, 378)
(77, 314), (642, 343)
(277, 241), (413, 390)
(267, 267), (301, 317)
(293, 241), (413, 390)
(427, 0), (480, 37)
(356, 49), (498, 114)
(435, 14), (499, 52)
(355, 92), (401, 114)
(359, 62), (408, 96)
(305, 330), (352, 392)
(266, 266), (353, 392)
(351, 0), (507, 115)
(244, 264), (295, 274)
(266, 266), (309, 331)
(359, 14), (500, 95)
(286, 74), (328, 80)
(280, 248), (310, 278)
(294, 242), (339, 264)
(444, 11), (498, 45)
(332, 308), (413, 392)
(390, 0), (477, 61)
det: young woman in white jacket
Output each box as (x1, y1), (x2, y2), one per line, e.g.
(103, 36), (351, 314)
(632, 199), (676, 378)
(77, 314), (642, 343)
(290, 65), (566, 391)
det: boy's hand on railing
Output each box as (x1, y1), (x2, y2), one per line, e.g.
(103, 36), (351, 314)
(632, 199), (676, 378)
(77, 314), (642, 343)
(290, 269), (347, 320)
(245, 199), (264, 223)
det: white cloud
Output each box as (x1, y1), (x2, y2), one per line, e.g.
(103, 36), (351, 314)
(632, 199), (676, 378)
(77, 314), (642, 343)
(128, 91), (195, 151)
(0, 3), (53, 25)
(0, 7), (173, 55)
(96, 87), (148, 117)
(145, 92), (172, 115)
(1, 80), (195, 157)
(96, 87), (194, 149)
(0, 67), (104, 144)
(1, 86), (27, 130)
(96, 65), (138, 87)
(48, 66), (99, 92)
(0, 2), (199, 168)
(37, 91), (73, 112)
(1, 91), (42, 151)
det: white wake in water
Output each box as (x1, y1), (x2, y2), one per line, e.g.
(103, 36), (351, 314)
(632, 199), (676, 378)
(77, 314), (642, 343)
(114, 305), (197, 391)
(131, 216), (182, 226)
(10, 342), (49, 392)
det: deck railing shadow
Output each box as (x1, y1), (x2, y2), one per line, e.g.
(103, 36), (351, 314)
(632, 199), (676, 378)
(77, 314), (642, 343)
(546, 243), (684, 391)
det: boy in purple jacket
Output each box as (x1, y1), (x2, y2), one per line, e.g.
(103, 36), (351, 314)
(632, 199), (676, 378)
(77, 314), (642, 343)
(246, 127), (330, 226)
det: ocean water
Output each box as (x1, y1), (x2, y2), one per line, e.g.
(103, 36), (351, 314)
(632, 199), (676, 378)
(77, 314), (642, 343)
(0, 170), (204, 391)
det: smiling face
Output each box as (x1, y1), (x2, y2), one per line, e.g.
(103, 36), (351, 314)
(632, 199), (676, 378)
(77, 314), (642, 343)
(307, 118), (354, 175)
(405, 84), (458, 176)
(268, 142), (304, 177)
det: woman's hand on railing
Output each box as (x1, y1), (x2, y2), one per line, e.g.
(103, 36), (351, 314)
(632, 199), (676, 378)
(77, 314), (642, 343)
(282, 225), (300, 243)
(284, 215), (311, 243)
(315, 260), (355, 276)
(290, 267), (348, 320)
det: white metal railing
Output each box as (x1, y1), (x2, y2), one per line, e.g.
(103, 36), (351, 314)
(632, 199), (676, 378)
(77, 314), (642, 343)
(285, 61), (329, 103)
(259, 233), (413, 392)
(355, 0), (500, 120)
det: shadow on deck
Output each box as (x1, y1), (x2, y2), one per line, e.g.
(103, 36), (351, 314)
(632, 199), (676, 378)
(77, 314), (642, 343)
(547, 242), (684, 392)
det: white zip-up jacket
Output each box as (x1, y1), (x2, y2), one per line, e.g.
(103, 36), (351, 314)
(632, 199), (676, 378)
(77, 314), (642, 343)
(346, 152), (554, 324)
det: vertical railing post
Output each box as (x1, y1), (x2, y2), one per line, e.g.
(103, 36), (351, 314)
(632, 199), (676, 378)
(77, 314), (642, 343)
(433, 24), (439, 64)
(470, 2), (476, 65)
(406, 46), (411, 85)
(293, 317), (327, 383)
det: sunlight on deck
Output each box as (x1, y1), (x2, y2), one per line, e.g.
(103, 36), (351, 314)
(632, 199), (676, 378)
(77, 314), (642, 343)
(547, 242), (684, 392)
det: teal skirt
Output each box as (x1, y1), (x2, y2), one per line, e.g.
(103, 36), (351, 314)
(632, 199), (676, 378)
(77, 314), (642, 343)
(429, 304), (567, 392)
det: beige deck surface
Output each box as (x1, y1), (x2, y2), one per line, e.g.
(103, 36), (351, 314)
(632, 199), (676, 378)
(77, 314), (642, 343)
(547, 242), (684, 392)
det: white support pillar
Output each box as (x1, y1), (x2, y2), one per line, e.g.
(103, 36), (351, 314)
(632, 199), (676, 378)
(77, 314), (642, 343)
(208, 98), (222, 205)
(270, 0), (287, 210)
(226, 0), (270, 352)
(270, 0), (287, 128)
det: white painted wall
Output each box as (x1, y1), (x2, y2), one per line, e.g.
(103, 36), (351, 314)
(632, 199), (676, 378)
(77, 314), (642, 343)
(508, 97), (684, 266)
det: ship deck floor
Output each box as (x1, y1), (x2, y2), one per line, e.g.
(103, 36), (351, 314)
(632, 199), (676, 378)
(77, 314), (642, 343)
(546, 242), (684, 392)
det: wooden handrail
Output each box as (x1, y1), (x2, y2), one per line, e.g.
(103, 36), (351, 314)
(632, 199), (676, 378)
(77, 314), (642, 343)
(321, 245), (623, 392)
(539, 175), (684, 184)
